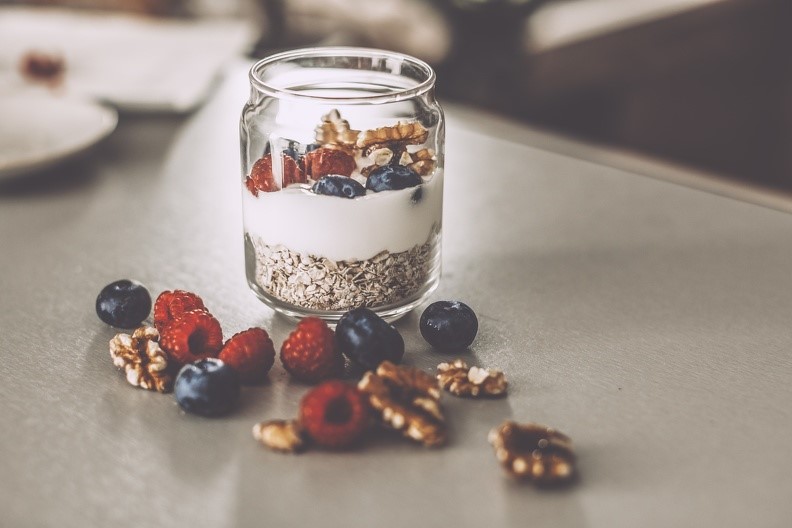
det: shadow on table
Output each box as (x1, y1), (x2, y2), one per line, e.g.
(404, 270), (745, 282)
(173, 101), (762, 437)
(0, 157), (100, 197)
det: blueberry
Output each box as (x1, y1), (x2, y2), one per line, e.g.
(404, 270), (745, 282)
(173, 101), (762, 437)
(174, 358), (240, 417)
(312, 175), (366, 199)
(366, 165), (422, 192)
(419, 301), (478, 352)
(305, 143), (321, 153)
(95, 279), (152, 328)
(336, 308), (404, 370)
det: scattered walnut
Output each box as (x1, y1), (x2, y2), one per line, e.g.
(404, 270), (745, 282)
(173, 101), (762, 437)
(488, 421), (576, 485)
(437, 359), (507, 398)
(315, 109), (359, 154)
(356, 121), (429, 150)
(358, 361), (446, 447)
(109, 326), (173, 393)
(252, 419), (308, 453)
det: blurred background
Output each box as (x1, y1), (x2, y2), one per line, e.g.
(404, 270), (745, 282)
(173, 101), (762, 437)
(2, 0), (791, 189)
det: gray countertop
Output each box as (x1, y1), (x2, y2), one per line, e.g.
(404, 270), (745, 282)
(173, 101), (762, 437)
(2, 67), (792, 528)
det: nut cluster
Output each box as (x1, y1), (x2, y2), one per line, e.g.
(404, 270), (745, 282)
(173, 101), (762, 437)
(313, 110), (437, 179)
(488, 421), (576, 485)
(358, 361), (446, 447)
(437, 359), (507, 398)
(109, 326), (173, 393)
(252, 420), (307, 453)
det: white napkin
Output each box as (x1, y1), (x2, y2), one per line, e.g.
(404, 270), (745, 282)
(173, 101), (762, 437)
(0, 6), (258, 112)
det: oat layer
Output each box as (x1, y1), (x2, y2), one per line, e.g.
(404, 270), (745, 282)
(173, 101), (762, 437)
(248, 229), (440, 311)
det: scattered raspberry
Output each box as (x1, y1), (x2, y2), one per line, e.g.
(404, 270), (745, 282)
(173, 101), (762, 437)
(160, 309), (223, 366)
(280, 317), (344, 383)
(299, 380), (370, 448)
(302, 147), (356, 180)
(246, 153), (305, 195)
(153, 290), (207, 332)
(219, 328), (276, 384)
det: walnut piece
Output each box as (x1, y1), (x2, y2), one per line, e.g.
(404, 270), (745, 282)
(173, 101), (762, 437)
(437, 359), (507, 398)
(407, 148), (436, 176)
(109, 326), (173, 393)
(488, 421), (576, 485)
(252, 420), (307, 453)
(356, 121), (428, 150)
(315, 109), (359, 154)
(361, 146), (436, 178)
(358, 361), (445, 447)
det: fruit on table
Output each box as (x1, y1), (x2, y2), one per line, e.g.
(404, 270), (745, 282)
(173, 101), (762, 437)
(96, 279), (152, 329)
(280, 317), (344, 383)
(299, 380), (370, 448)
(159, 309), (223, 366)
(219, 327), (276, 384)
(174, 358), (240, 417)
(336, 307), (404, 370)
(420, 301), (478, 351)
(152, 289), (207, 332)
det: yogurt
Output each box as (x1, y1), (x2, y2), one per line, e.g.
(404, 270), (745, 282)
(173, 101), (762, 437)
(243, 170), (443, 262)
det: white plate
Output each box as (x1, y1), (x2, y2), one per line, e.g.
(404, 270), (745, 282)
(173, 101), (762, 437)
(0, 93), (118, 180)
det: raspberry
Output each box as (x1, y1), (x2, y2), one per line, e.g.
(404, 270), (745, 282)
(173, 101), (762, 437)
(302, 147), (356, 179)
(246, 153), (305, 196)
(153, 290), (207, 332)
(160, 310), (223, 366)
(280, 317), (344, 383)
(219, 328), (276, 384)
(299, 380), (369, 448)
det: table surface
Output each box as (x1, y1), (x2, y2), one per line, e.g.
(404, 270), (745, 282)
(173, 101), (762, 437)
(2, 65), (792, 528)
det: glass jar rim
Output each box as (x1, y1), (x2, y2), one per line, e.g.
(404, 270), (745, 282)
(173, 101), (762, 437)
(249, 47), (436, 104)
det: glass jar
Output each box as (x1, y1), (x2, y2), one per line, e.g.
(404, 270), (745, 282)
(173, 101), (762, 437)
(240, 47), (445, 323)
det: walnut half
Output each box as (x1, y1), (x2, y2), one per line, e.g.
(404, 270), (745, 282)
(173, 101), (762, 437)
(488, 421), (576, 485)
(358, 361), (446, 447)
(437, 359), (507, 398)
(109, 326), (173, 393)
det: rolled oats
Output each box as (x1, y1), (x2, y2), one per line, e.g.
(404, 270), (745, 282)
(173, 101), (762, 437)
(488, 421), (576, 485)
(437, 359), (507, 398)
(358, 361), (446, 447)
(109, 326), (173, 393)
(249, 227), (439, 311)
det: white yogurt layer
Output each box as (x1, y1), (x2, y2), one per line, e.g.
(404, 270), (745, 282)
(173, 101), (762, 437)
(243, 170), (443, 262)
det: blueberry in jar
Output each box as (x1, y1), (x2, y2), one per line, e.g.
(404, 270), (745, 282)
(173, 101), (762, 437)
(420, 301), (478, 351)
(312, 175), (366, 199)
(336, 308), (404, 370)
(366, 165), (422, 192)
(96, 279), (152, 328)
(174, 358), (240, 417)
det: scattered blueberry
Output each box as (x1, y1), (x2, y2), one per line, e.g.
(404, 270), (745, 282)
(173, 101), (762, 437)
(305, 143), (321, 153)
(410, 186), (423, 205)
(366, 165), (422, 192)
(312, 175), (366, 199)
(419, 301), (478, 352)
(174, 358), (240, 417)
(96, 279), (152, 328)
(336, 308), (404, 370)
